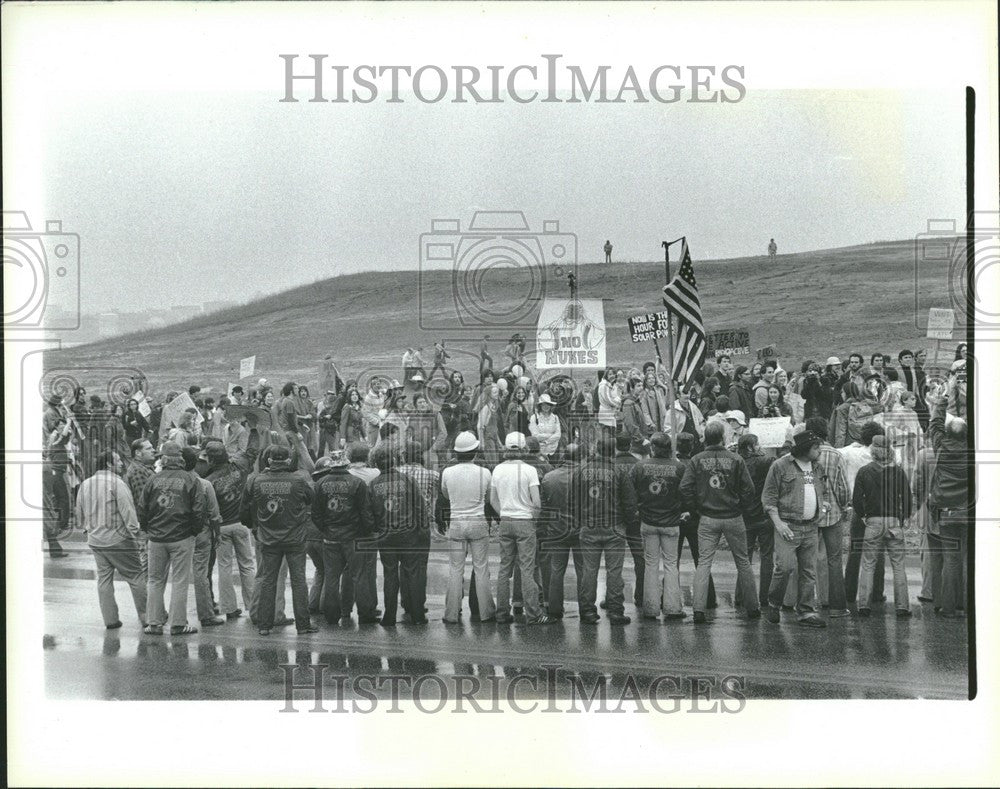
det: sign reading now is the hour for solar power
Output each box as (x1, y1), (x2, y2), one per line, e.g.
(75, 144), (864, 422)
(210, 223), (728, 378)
(628, 311), (671, 343)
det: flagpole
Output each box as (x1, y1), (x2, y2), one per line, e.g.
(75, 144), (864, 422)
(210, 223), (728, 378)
(661, 238), (682, 444)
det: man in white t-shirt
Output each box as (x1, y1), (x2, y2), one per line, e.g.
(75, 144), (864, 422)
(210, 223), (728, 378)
(760, 428), (829, 627)
(438, 432), (496, 623)
(489, 432), (556, 625)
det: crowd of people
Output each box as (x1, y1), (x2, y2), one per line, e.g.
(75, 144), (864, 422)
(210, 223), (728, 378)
(43, 337), (971, 637)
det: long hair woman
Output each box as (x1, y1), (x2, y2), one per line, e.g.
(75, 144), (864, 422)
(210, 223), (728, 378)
(121, 398), (150, 442)
(477, 383), (503, 467)
(505, 385), (531, 438)
(759, 384), (792, 420)
(339, 388), (365, 447)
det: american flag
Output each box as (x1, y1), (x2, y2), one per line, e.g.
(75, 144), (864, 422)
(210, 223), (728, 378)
(661, 238), (706, 386)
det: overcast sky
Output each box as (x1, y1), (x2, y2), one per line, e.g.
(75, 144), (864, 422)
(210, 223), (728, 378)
(40, 87), (964, 312)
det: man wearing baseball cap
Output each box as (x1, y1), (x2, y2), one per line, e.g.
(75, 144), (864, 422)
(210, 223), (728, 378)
(137, 442), (209, 635)
(760, 427), (831, 627)
(490, 432), (555, 625)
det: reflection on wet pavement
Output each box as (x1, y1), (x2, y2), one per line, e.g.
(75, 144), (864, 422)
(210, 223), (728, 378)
(43, 549), (969, 702)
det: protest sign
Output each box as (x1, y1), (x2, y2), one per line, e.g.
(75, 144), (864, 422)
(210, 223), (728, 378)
(926, 308), (955, 340)
(536, 298), (606, 369)
(756, 345), (778, 361)
(319, 357), (342, 394)
(130, 390), (151, 418)
(707, 328), (750, 358)
(627, 310), (670, 343)
(748, 416), (792, 449)
(224, 403), (272, 430)
(159, 391), (203, 438)
(239, 355), (256, 379)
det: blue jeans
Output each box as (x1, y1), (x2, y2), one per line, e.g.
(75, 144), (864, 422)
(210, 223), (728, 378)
(544, 534), (585, 617)
(320, 540), (355, 623)
(858, 516), (909, 611)
(640, 523), (682, 616)
(767, 521), (818, 617)
(257, 543), (311, 631)
(695, 516), (758, 614)
(578, 529), (627, 618)
(497, 518), (541, 620)
(216, 522), (255, 615)
(146, 536), (195, 628)
(444, 520), (494, 622)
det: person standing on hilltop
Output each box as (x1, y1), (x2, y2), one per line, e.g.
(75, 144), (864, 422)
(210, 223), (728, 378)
(768, 238), (777, 260)
(430, 340), (450, 381)
(604, 240), (613, 264)
(479, 335), (493, 375)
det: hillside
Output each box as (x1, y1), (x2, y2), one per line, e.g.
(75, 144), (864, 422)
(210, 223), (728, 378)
(44, 239), (965, 397)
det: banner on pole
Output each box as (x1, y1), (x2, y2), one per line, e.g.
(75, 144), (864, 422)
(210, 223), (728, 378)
(239, 355), (256, 379)
(627, 310), (670, 343)
(707, 328), (751, 358)
(537, 298), (606, 369)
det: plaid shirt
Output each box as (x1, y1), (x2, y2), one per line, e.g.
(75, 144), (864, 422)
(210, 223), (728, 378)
(815, 442), (850, 526)
(398, 463), (440, 526)
(123, 460), (154, 508)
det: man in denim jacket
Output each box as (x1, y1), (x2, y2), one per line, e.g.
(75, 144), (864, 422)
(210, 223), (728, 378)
(761, 428), (831, 627)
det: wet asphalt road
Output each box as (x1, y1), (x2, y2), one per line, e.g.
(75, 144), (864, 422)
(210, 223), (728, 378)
(43, 540), (969, 702)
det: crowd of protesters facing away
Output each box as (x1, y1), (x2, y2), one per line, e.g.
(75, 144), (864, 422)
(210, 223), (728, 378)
(46, 335), (970, 635)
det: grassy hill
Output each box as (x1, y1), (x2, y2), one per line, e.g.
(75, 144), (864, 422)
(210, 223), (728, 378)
(44, 239), (965, 398)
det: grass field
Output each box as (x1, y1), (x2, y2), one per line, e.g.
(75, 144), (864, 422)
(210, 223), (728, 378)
(44, 238), (966, 398)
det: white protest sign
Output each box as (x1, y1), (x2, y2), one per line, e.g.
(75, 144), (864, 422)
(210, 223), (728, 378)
(926, 308), (955, 340)
(748, 416), (792, 449)
(239, 355), (256, 379)
(536, 298), (606, 369)
(159, 391), (204, 438)
(130, 391), (151, 418)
